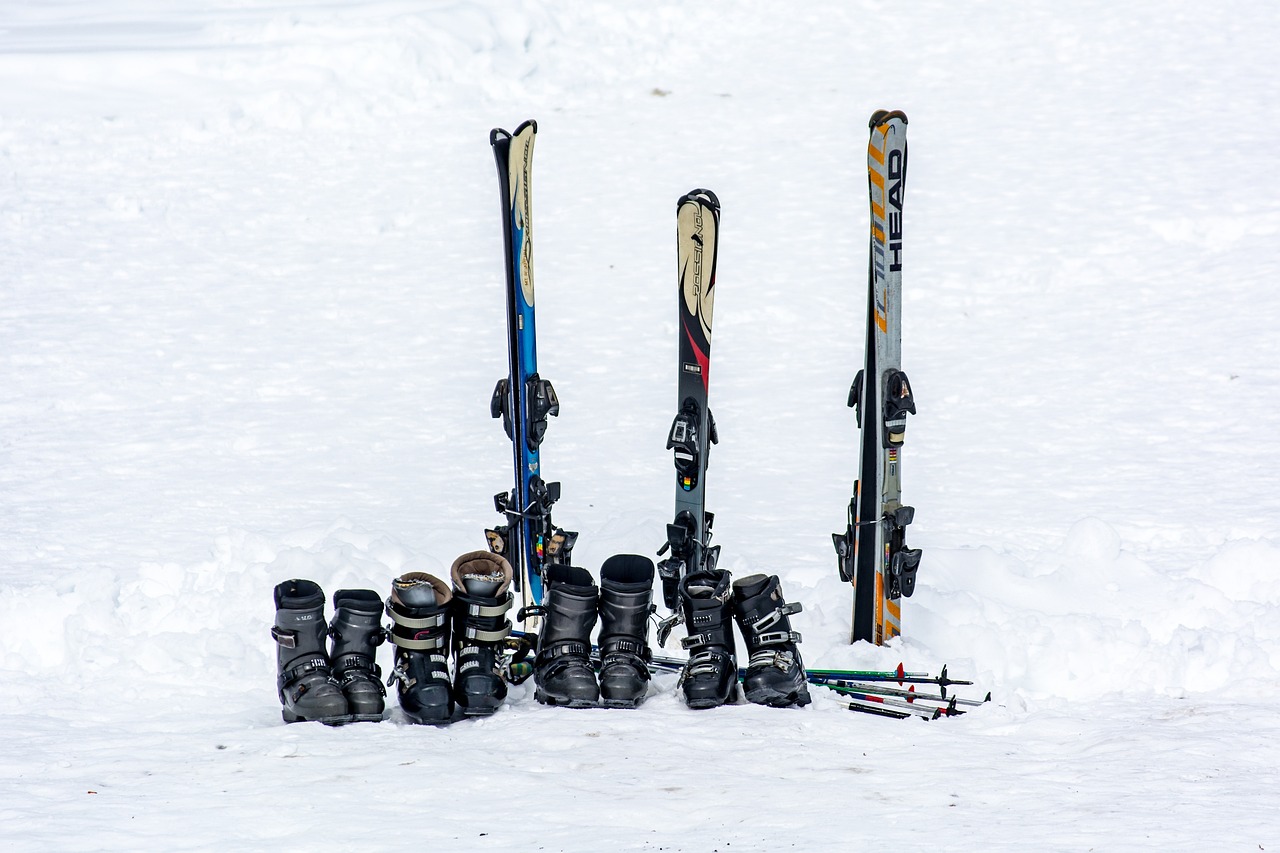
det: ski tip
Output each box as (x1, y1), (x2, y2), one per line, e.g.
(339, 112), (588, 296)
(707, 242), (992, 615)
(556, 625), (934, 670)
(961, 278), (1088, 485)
(868, 109), (908, 128)
(678, 188), (720, 211)
(490, 120), (536, 147)
(895, 662), (905, 683)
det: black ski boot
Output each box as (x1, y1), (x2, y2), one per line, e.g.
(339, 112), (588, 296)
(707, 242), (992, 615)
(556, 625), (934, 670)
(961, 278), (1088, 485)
(329, 589), (387, 722)
(386, 572), (454, 724)
(679, 568), (739, 710)
(272, 579), (348, 725)
(450, 551), (514, 716)
(534, 565), (600, 708)
(597, 555), (655, 708)
(732, 574), (811, 708)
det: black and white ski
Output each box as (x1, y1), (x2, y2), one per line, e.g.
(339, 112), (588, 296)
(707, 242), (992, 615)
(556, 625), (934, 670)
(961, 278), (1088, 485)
(832, 110), (921, 645)
(657, 189), (721, 621)
(484, 119), (577, 631)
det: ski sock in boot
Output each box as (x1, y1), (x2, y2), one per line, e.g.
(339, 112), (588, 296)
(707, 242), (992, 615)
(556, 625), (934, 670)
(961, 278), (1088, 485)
(534, 564), (600, 708)
(597, 555), (655, 708)
(732, 574), (811, 708)
(272, 579), (349, 725)
(386, 572), (454, 724)
(329, 589), (387, 722)
(679, 568), (738, 710)
(449, 551), (514, 716)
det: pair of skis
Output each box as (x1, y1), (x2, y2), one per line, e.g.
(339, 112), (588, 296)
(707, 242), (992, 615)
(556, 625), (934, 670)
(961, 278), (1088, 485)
(485, 120), (576, 630)
(832, 110), (922, 645)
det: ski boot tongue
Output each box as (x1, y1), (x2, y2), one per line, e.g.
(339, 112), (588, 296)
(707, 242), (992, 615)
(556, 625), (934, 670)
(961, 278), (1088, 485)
(459, 571), (503, 598)
(394, 577), (438, 607)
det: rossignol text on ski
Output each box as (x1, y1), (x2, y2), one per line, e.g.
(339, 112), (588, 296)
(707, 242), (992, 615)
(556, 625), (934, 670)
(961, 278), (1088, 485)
(832, 110), (922, 645)
(484, 119), (577, 632)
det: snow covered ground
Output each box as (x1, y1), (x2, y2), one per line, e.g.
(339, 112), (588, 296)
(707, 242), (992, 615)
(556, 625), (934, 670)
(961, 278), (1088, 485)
(3, 1), (1279, 849)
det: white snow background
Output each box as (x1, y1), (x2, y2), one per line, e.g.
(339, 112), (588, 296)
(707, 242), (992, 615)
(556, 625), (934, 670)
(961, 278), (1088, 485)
(3, 1), (1279, 850)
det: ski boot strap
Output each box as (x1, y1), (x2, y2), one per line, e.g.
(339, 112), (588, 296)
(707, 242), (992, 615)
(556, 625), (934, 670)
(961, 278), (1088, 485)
(681, 630), (732, 651)
(600, 636), (650, 660)
(456, 591), (513, 619)
(538, 639), (590, 662)
(271, 626), (300, 649)
(683, 648), (732, 680)
(459, 623), (512, 644)
(277, 656), (332, 691)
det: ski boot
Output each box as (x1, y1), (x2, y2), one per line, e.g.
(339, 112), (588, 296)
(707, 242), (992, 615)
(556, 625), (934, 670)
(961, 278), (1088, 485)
(678, 568), (739, 710)
(386, 572), (454, 724)
(597, 555), (655, 708)
(328, 589), (387, 722)
(534, 564), (600, 708)
(732, 574), (811, 708)
(271, 579), (348, 725)
(449, 551), (514, 716)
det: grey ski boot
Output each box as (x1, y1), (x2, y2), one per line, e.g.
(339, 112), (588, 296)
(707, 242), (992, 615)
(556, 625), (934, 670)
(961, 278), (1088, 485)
(679, 568), (739, 710)
(732, 574), (811, 708)
(328, 589), (387, 722)
(449, 551), (514, 716)
(534, 565), (600, 708)
(386, 572), (454, 724)
(271, 579), (348, 725)
(597, 555), (655, 708)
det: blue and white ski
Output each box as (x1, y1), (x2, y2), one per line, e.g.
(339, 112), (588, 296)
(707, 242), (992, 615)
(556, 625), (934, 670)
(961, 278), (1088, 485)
(485, 120), (576, 628)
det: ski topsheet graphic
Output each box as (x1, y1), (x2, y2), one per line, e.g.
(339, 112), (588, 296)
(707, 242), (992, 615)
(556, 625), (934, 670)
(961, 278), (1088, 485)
(833, 111), (921, 645)
(657, 189), (721, 621)
(485, 120), (576, 626)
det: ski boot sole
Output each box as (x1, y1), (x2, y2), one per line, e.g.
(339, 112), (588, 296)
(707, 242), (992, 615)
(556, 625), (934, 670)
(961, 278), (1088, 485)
(745, 686), (812, 708)
(281, 709), (350, 726)
(400, 707), (454, 725)
(535, 689), (598, 709)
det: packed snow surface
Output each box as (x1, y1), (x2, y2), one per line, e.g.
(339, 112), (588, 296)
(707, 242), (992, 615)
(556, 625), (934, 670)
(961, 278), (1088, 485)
(3, 1), (1279, 850)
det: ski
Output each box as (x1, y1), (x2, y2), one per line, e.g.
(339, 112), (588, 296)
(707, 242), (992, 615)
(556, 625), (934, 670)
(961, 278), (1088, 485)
(656, 189), (721, 629)
(833, 109), (921, 645)
(485, 119), (577, 631)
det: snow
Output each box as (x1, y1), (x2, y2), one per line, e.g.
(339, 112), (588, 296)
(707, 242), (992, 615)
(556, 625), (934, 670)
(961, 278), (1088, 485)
(3, 0), (1279, 849)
